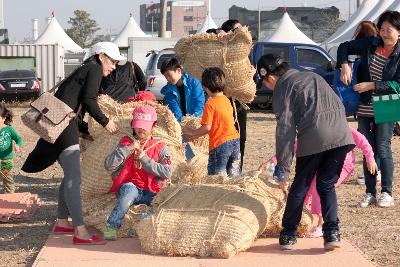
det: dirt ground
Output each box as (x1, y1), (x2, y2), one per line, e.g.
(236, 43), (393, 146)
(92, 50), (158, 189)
(0, 107), (399, 267)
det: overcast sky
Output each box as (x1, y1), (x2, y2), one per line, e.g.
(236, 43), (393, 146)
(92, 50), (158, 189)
(4, 0), (353, 42)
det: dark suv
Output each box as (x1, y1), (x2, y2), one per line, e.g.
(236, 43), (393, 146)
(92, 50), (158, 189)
(250, 42), (335, 109)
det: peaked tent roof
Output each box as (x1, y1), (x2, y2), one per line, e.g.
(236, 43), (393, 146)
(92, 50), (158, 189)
(326, 0), (379, 43)
(327, 0), (395, 44)
(34, 15), (82, 51)
(387, 0), (400, 13)
(113, 14), (147, 47)
(197, 14), (218, 33)
(263, 12), (316, 45)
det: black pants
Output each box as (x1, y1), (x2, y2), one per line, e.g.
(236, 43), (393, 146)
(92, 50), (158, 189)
(281, 145), (353, 236)
(234, 101), (247, 170)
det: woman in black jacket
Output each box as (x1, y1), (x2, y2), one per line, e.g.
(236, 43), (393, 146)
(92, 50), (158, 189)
(337, 11), (400, 208)
(22, 42), (122, 245)
(100, 61), (146, 103)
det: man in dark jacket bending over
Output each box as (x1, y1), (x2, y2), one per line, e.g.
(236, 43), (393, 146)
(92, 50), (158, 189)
(257, 54), (354, 251)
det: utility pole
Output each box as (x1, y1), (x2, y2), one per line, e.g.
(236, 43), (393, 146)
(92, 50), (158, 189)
(159, 0), (167, 37)
(258, 0), (261, 41)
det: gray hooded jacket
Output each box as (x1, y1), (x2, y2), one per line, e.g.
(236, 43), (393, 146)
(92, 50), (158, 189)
(272, 69), (354, 180)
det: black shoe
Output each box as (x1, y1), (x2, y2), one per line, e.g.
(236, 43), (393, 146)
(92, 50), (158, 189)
(279, 235), (297, 250)
(323, 231), (341, 251)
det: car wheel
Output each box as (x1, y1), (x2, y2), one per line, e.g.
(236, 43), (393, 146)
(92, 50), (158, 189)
(255, 102), (272, 110)
(254, 95), (273, 110)
(394, 122), (400, 136)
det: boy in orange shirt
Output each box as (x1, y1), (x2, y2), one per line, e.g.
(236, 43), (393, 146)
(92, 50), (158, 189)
(183, 67), (241, 177)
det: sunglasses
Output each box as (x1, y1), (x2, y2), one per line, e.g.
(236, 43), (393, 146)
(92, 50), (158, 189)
(105, 55), (118, 66)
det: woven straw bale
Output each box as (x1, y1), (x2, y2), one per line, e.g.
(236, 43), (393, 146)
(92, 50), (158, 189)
(81, 95), (186, 196)
(180, 116), (209, 151)
(82, 194), (151, 237)
(222, 171), (312, 237)
(174, 27), (256, 104)
(137, 183), (269, 258)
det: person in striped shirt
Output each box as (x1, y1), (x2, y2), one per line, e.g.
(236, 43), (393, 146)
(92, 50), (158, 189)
(337, 10), (400, 208)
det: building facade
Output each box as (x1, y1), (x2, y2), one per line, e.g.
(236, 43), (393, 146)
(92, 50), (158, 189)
(140, 0), (208, 37)
(229, 6), (342, 42)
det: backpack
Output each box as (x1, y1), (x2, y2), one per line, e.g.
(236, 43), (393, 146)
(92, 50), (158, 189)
(332, 60), (360, 116)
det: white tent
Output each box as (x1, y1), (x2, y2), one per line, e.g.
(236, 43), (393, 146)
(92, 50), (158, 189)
(113, 14), (147, 47)
(197, 14), (218, 33)
(197, 0), (218, 33)
(328, 0), (395, 45)
(35, 15), (82, 51)
(387, 0), (400, 13)
(263, 12), (316, 45)
(325, 0), (379, 44)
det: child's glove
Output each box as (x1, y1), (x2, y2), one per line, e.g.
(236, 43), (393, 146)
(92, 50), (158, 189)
(274, 165), (288, 192)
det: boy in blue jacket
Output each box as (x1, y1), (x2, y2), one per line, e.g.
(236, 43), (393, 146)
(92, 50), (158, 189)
(160, 58), (205, 122)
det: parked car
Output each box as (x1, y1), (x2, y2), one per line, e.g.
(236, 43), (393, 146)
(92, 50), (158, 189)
(0, 69), (41, 101)
(250, 42), (335, 109)
(145, 48), (175, 101)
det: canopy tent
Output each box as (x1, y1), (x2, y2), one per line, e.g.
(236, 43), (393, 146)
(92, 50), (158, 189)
(387, 0), (400, 14)
(197, 0), (218, 33)
(326, 0), (395, 45)
(197, 14), (218, 33)
(263, 12), (316, 45)
(325, 0), (379, 44)
(35, 14), (82, 51)
(113, 14), (147, 47)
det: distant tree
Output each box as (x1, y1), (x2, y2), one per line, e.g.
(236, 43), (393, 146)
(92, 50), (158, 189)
(66, 10), (100, 48)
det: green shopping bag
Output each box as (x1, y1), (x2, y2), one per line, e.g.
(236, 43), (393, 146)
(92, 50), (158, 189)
(373, 81), (400, 124)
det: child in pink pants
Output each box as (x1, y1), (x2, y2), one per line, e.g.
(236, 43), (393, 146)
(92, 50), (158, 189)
(262, 127), (376, 237)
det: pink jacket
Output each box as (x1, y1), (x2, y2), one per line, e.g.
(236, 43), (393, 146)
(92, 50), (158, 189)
(271, 127), (374, 216)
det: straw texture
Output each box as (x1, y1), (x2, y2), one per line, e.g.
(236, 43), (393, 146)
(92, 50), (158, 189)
(82, 95), (186, 196)
(82, 194), (151, 237)
(174, 27), (256, 104)
(137, 183), (269, 258)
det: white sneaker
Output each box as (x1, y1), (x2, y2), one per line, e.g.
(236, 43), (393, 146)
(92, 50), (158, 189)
(357, 171), (365, 185)
(377, 192), (394, 208)
(376, 171), (381, 184)
(360, 193), (376, 208)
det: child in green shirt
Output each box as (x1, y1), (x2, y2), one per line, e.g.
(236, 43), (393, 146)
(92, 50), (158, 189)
(0, 103), (22, 193)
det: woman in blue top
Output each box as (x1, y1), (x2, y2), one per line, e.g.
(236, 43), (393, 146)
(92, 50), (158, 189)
(337, 10), (400, 208)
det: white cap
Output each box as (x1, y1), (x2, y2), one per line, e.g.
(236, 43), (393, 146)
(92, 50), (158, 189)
(83, 42), (126, 62)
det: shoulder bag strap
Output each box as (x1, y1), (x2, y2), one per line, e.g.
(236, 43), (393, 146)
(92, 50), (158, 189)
(47, 63), (84, 94)
(388, 81), (400, 98)
(47, 66), (84, 115)
(130, 62), (139, 93)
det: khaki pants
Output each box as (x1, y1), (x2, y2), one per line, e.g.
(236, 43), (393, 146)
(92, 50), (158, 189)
(1, 159), (14, 193)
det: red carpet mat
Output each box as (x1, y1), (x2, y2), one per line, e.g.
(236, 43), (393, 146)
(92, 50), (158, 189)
(33, 235), (375, 267)
(0, 192), (41, 222)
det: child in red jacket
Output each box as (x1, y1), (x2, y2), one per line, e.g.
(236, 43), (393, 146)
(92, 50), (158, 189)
(103, 105), (172, 240)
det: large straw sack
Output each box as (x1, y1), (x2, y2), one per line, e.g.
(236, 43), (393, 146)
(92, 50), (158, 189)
(215, 171), (313, 237)
(81, 95), (186, 195)
(174, 27), (256, 104)
(80, 134), (120, 196)
(180, 116), (209, 151)
(137, 183), (270, 258)
(82, 194), (151, 237)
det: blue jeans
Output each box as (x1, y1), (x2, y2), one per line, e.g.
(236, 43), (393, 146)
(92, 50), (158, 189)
(208, 139), (241, 177)
(358, 116), (395, 196)
(107, 183), (155, 229)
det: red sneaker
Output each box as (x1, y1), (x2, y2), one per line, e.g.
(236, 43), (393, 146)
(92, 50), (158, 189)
(73, 235), (107, 245)
(53, 226), (74, 235)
